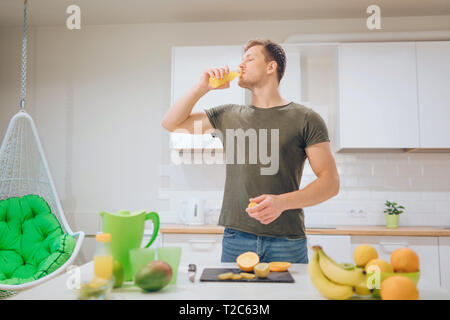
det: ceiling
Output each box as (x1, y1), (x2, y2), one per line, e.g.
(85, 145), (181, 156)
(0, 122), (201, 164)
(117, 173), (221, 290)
(1, 0), (450, 27)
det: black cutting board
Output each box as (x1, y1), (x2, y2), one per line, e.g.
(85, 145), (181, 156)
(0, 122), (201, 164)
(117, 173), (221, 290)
(199, 268), (295, 283)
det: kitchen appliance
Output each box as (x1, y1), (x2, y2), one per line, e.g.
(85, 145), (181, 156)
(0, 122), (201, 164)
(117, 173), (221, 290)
(100, 210), (160, 281)
(181, 198), (205, 225)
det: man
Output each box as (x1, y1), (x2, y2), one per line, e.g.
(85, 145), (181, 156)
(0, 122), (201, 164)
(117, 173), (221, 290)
(161, 39), (339, 263)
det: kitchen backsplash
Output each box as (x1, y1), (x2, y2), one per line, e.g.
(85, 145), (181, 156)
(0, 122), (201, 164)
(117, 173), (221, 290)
(158, 152), (450, 227)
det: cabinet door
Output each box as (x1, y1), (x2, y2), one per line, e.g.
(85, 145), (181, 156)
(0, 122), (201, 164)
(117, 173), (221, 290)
(338, 42), (420, 149)
(307, 235), (352, 263)
(351, 236), (440, 288)
(279, 45), (301, 103)
(161, 233), (223, 269)
(171, 46), (245, 150)
(416, 41), (450, 148)
(439, 237), (450, 289)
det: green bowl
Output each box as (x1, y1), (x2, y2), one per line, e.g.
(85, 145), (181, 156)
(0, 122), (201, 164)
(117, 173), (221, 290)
(370, 271), (420, 299)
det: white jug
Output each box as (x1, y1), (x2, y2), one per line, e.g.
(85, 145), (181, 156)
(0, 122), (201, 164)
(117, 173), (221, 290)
(181, 198), (205, 225)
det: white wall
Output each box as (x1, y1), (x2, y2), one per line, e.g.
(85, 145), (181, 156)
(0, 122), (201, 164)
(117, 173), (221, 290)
(1, 16), (450, 251)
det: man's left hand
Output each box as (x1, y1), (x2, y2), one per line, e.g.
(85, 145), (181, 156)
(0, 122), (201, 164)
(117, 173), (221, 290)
(245, 194), (286, 225)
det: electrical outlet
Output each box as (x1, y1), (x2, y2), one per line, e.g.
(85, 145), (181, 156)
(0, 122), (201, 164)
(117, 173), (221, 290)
(348, 209), (367, 218)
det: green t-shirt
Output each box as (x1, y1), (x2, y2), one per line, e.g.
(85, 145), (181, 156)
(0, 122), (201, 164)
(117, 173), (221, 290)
(205, 102), (330, 238)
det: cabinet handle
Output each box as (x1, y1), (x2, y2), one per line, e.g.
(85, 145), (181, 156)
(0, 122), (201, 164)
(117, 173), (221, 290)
(187, 239), (218, 251)
(188, 240), (218, 244)
(379, 241), (408, 253)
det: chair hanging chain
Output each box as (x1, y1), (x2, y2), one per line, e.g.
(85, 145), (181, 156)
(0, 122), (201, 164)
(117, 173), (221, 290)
(20, 0), (28, 110)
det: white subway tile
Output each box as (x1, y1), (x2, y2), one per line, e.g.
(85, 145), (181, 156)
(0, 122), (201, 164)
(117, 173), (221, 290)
(358, 176), (384, 189)
(422, 192), (450, 201)
(397, 164), (423, 177)
(435, 201), (450, 214)
(373, 164), (398, 177)
(383, 176), (410, 190)
(422, 165), (450, 177)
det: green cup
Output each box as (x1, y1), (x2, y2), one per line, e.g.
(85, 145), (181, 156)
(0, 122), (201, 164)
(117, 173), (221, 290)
(129, 248), (156, 280)
(156, 247), (182, 285)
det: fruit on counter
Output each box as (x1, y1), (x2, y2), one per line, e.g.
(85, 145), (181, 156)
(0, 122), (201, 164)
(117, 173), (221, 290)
(390, 248), (420, 273)
(240, 272), (256, 280)
(134, 260), (173, 292)
(237, 251), (260, 272)
(353, 244), (378, 267)
(248, 202), (258, 208)
(365, 259), (394, 274)
(217, 272), (256, 280)
(317, 247), (366, 286)
(112, 260), (125, 288)
(231, 273), (243, 280)
(308, 246), (354, 300)
(380, 275), (419, 300)
(218, 272), (233, 280)
(340, 262), (356, 270)
(268, 262), (291, 272)
(254, 263), (270, 278)
(77, 277), (113, 300)
(353, 280), (372, 296)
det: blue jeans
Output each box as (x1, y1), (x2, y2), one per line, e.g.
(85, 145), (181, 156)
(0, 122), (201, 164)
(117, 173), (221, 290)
(221, 228), (309, 263)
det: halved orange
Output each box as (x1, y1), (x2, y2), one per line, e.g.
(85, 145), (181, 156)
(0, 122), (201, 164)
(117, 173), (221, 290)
(236, 251), (260, 272)
(268, 262), (291, 272)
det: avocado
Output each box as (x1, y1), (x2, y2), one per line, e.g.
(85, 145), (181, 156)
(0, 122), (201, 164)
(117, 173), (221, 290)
(134, 260), (173, 292)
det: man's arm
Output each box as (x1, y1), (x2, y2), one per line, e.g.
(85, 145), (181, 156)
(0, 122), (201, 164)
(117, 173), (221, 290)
(280, 141), (339, 210)
(161, 66), (230, 134)
(246, 141), (339, 225)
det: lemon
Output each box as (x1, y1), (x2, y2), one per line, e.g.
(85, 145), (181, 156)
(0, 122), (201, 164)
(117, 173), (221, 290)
(254, 263), (270, 278)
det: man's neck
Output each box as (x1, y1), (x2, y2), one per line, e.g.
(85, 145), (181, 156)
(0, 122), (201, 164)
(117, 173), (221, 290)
(250, 85), (289, 109)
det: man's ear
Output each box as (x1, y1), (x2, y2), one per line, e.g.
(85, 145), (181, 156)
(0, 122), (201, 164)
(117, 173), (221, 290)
(267, 60), (277, 75)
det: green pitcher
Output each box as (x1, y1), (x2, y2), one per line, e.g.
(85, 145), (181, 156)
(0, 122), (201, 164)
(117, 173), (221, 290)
(100, 210), (160, 281)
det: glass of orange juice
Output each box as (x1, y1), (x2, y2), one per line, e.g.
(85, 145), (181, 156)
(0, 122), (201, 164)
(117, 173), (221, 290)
(94, 233), (113, 280)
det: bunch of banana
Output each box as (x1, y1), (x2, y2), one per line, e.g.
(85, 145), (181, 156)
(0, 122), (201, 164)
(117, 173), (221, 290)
(308, 246), (372, 300)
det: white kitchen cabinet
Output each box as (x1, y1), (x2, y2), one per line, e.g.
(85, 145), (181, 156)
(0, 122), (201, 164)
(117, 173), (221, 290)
(279, 44), (302, 104)
(170, 45), (245, 150)
(438, 237), (450, 290)
(416, 41), (450, 148)
(337, 42), (420, 150)
(161, 233), (223, 270)
(307, 235), (352, 263)
(350, 236), (440, 287)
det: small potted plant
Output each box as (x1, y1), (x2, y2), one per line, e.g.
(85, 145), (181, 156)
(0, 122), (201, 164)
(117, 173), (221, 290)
(384, 201), (405, 229)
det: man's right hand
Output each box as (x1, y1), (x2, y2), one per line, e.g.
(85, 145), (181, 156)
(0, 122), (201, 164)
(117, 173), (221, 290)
(199, 66), (231, 91)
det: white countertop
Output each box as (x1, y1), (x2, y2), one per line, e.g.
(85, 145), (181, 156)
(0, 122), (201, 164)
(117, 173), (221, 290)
(9, 262), (450, 300)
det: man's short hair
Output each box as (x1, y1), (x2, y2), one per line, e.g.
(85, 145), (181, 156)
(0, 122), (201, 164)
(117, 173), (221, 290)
(244, 39), (286, 83)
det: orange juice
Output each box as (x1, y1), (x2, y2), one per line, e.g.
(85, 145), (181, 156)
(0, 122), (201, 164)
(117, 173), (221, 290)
(209, 70), (241, 88)
(94, 233), (113, 280)
(94, 255), (113, 280)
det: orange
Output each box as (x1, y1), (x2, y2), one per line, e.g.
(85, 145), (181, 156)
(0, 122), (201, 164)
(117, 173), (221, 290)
(390, 248), (420, 273)
(365, 259), (394, 273)
(248, 202), (257, 208)
(380, 276), (419, 300)
(353, 244), (378, 267)
(268, 262), (291, 272)
(236, 252), (260, 272)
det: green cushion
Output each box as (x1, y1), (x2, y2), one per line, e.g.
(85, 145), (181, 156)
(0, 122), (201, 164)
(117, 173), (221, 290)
(0, 195), (75, 285)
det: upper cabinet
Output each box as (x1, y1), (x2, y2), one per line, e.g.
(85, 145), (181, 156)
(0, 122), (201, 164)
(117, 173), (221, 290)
(170, 45), (245, 150)
(337, 41), (450, 152)
(416, 41), (450, 148)
(337, 42), (420, 150)
(279, 44), (302, 104)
